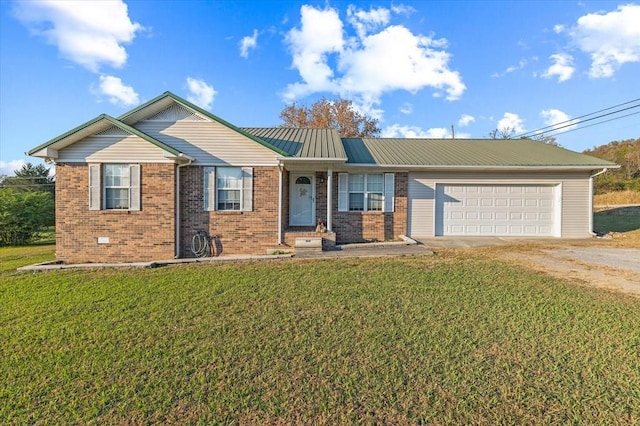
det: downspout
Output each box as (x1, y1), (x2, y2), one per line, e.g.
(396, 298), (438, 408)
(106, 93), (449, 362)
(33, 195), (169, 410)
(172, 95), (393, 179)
(175, 156), (194, 258)
(588, 168), (608, 236)
(278, 165), (283, 245)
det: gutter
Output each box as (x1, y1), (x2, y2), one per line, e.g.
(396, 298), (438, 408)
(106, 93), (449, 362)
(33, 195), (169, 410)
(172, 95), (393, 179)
(340, 164), (620, 171)
(588, 168), (608, 236)
(175, 154), (194, 258)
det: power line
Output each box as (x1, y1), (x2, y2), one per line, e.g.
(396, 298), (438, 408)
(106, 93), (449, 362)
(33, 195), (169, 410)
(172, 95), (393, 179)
(541, 110), (640, 138)
(522, 103), (640, 138)
(515, 97), (640, 139)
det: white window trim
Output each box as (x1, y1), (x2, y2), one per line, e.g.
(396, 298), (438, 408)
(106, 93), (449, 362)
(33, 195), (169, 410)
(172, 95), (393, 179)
(204, 166), (253, 212)
(89, 163), (140, 211)
(338, 172), (394, 213)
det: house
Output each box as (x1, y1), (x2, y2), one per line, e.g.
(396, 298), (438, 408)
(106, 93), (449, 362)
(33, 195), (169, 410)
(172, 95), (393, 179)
(28, 92), (617, 264)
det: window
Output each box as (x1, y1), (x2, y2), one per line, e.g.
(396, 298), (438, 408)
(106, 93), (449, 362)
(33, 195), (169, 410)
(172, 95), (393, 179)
(89, 164), (140, 211)
(338, 173), (394, 212)
(204, 167), (253, 211)
(217, 167), (242, 210)
(105, 164), (131, 209)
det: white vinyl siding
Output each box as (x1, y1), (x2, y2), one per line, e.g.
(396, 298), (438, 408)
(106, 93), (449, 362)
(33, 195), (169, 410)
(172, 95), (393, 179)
(59, 134), (173, 163)
(338, 173), (395, 212)
(135, 118), (279, 166)
(408, 171), (593, 238)
(204, 167), (253, 211)
(88, 164), (140, 211)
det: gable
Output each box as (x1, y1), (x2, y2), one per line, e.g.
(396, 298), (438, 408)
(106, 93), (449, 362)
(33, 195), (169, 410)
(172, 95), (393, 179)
(145, 103), (207, 122)
(118, 92), (289, 158)
(58, 126), (175, 163)
(134, 107), (280, 166)
(27, 114), (184, 163)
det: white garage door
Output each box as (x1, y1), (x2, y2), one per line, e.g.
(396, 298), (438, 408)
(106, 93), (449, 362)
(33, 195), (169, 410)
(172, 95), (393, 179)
(436, 184), (557, 236)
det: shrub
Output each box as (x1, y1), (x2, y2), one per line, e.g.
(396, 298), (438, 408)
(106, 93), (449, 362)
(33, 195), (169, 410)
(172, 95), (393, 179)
(0, 188), (54, 245)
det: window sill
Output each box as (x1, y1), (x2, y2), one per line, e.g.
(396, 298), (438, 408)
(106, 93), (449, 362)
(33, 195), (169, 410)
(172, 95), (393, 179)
(209, 210), (245, 215)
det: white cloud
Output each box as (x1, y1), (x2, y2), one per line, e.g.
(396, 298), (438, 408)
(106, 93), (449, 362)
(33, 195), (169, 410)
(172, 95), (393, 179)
(492, 58), (531, 78)
(381, 124), (471, 139)
(391, 4), (417, 16)
(93, 75), (139, 106)
(569, 4), (640, 78)
(283, 5), (465, 117)
(541, 53), (575, 82)
(347, 5), (390, 38)
(400, 102), (413, 114)
(239, 29), (258, 58)
(14, 0), (143, 72)
(553, 24), (565, 34)
(0, 160), (26, 176)
(186, 77), (216, 110)
(458, 114), (475, 127)
(540, 108), (576, 132)
(284, 5), (344, 98)
(497, 112), (525, 134)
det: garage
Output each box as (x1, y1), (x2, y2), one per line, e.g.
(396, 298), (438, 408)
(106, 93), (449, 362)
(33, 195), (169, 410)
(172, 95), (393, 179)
(435, 184), (558, 236)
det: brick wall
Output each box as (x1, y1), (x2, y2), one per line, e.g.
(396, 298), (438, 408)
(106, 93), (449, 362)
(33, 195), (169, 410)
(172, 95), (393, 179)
(56, 165), (409, 262)
(55, 163), (176, 263)
(179, 166), (280, 257)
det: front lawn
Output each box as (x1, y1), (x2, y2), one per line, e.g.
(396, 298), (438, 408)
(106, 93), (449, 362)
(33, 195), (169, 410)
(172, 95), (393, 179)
(1, 247), (639, 424)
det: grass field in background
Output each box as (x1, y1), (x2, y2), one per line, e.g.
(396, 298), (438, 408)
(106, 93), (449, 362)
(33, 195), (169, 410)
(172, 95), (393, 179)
(2, 246), (639, 424)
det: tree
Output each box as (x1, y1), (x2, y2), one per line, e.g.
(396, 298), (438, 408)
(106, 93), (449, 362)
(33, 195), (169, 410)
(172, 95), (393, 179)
(279, 98), (380, 137)
(488, 127), (559, 146)
(1, 162), (55, 195)
(583, 138), (640, 193)
(0, 188), (54, 245)
(488, 126), (517, 139)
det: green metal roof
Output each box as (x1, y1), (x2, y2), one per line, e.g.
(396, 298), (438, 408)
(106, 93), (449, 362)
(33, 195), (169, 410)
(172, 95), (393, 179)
(342, 138), (618, 168)
(242, 127), (347, 159)
(27, 114), (182, 158)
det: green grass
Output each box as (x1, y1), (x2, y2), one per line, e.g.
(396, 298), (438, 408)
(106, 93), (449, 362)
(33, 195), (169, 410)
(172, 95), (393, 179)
(1, 247), (639, 424)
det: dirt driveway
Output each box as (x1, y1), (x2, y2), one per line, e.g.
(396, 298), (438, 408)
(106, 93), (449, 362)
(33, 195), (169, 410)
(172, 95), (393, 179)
(502, 245), (640, 297)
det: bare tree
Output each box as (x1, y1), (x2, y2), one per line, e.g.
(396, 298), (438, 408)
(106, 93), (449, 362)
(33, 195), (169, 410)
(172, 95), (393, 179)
(488, 127), (517, 139)
(279, 98), (380, 137)
(488, 127), (559, 146)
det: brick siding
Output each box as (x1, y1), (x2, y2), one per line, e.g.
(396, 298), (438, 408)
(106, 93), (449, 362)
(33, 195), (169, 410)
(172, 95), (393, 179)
(179, 166), (280, 257)
(56, 165), (407, 263)
(331, 172), (408, 243)
(55, 163), (176, 263)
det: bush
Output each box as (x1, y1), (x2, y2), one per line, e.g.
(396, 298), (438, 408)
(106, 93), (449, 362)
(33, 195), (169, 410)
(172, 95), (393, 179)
(0, 188), (54, 245)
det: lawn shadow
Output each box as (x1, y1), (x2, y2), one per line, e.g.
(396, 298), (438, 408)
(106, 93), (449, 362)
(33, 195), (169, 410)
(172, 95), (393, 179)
(594, 206), (640, 233)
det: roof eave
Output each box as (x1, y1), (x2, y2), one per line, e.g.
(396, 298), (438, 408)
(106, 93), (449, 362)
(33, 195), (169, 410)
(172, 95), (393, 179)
(343, 164), (619, 171)
(27, 114), (183, 159)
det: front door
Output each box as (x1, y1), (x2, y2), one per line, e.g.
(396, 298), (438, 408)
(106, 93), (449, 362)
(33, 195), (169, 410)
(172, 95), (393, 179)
(290, 173), (315, 226)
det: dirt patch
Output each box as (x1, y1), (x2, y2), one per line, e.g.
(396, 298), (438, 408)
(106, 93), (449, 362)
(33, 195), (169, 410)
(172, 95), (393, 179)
(502, 246), (640, 298)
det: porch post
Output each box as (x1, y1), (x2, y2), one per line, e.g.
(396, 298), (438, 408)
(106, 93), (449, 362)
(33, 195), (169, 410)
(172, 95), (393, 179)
(278, 166), (283, 244)
(326, 168), (333, 231)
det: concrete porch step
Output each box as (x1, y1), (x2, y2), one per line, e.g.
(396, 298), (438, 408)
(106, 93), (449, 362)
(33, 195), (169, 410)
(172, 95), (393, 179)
(294, 236), (323, 253)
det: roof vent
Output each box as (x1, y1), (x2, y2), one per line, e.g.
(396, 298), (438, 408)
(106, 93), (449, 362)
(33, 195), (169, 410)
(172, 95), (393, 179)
(95, 126), (130, 136)
(145, 104), (206, 122)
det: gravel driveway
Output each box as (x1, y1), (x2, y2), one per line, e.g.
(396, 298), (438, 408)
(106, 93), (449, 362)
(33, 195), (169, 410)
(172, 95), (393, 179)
(506, 247), (640, 297)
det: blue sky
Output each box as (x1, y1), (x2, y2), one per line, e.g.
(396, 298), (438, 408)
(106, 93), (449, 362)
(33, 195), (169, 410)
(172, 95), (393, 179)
(1, 0), (639, 175)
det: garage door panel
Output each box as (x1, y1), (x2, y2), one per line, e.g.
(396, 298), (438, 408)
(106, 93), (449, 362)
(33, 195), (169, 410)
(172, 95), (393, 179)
(436, 184), (556, 236)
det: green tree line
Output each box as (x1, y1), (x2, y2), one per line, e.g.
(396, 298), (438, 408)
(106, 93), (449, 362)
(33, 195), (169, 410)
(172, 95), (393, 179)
(0, 163), (55, 245)
(583, 138), (640, 194)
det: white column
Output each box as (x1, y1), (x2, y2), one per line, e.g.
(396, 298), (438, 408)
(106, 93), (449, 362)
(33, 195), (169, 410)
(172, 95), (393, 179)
(278, 166), (283, 244)
(327, 168), (333, 231)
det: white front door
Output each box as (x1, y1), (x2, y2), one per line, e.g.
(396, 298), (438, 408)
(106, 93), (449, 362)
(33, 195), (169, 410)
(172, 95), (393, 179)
(290, 173), (315, 226)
